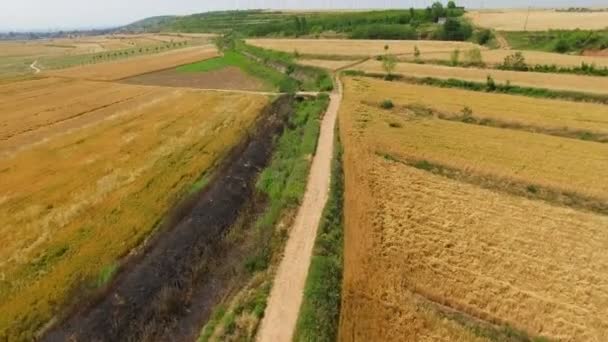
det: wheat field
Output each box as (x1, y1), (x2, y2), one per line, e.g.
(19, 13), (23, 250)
(247, 38), (484, 57)
(339, 76), (608, 341)
(467, 10), (608, 31)
(47, 45), (219, 81)
(412, 49), (608, 68)
(340, 59), (608, 95)
(0, 82), (268, 340)
(349, 77), (608, 136)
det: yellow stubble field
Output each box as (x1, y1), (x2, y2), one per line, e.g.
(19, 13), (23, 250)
(331, 59), (608, 94)
(413, 49), (608, 68)
(339, 76), (608, 341)
(0, 79), (268, 340)
(247, 38), (484, 56)
(467, 10), (608, 31)
(47, 45), (219, 81)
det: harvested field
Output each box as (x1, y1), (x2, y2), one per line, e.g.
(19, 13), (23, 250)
(47, 45), (219, 81)
(0, 34), (213, 78)
(348, 77), (608, 136)
(296, 58), (360, 71)
(413, 49), (608, 68)
(123, 66), (266, 91)
(467, 10), (608, 31)
(349, 60), (608, 94)
(254, 38), (608, 68)
(339, 76), (608, 341)
(247, 38), (484, 57)
(0, 77), (169, 154)
(0, 86), (269, 341)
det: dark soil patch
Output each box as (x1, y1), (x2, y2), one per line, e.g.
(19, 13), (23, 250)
(122, 66), (267, 91)
(42, 96), (294, 342)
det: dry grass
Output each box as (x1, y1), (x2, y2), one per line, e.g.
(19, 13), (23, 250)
(467, 10), (608, 31)
(247, 38), (485, 57)
(0, 85), (268, 341)
(349, 60), (608, 94)
(47, 45), (219, 81)
(338, 76), (608, 341)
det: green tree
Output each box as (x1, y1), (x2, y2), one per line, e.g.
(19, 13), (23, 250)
(501, 52), (527, 71)
(450, 48), (460, 66)
(447, 1), (457, 9)
(413, 45), (421, 62)
(465, 48), (483, 66)
(382, 54), (397, 79)
(431, 2), (445, 22)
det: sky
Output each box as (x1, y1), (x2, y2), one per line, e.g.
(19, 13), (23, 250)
(0, 0), (606, 31)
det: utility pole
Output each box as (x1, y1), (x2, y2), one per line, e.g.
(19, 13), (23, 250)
(523, 6), (531, 31)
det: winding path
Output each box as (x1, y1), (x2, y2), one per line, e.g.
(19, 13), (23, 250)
(256, 77), (342, 342)
(30, 60), (41, 74)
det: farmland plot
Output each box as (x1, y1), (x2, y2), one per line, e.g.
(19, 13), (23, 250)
(345, 60), (608, 95)
(0, 85), (268, 341)
(347, 78), (608, 138)
(467, 10), (608, 31)
(47, 45), (219, 81)
(411, 49), (608, 68)
(247, 38), (484, 57)
(339, 76), (608, 341)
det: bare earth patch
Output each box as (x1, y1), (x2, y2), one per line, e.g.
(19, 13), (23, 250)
(122, 66), (266, 91)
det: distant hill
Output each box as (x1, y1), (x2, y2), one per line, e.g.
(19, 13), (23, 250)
(120, 15), (178, 32)
(118, 6), (474, 41)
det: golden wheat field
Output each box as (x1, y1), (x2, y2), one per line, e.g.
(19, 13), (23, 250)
(349, 77), (608, 136)
(0, 33), (205, 59)
(467, 10), (608, 31)
(347, 60), (608, 95)
(47, 45), (219, 81)
(0, 79), (268, 340)
(296, 58), (358, 71)
(339, 76), (608, 341)
(410, 49), (608, 68)
(247, 38), (484, 57)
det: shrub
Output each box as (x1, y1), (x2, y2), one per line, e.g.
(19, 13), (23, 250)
(476, 28), (493, 45)
(465, 48), (484, 66)
(381, 99), (394, 109)
(382, 54), (397, 77)
(450, 48), (460, 66)
(486, 75), (496, 91)
(501, 52), (527, 71)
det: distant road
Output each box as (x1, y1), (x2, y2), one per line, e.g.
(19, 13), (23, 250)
(30, 60), (41, 74)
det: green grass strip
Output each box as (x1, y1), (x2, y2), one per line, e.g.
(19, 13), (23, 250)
(294, 130), (344, 342)
(177, 50), (296, 92)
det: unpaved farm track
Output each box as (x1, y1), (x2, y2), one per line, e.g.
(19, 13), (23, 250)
(256, 79), (342, 342)
(42, 97), (294, 342)
(30, 60), (40, 73)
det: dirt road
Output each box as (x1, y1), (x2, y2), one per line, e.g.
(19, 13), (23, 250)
(256, 78), (342, 342)
(30, 60), (40, 73)
(495, 32), (511, 49)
